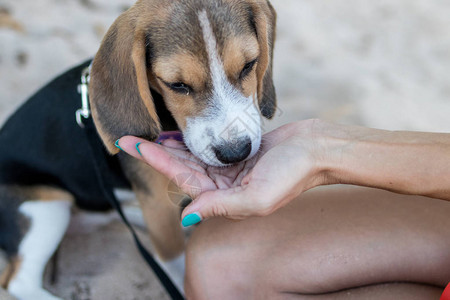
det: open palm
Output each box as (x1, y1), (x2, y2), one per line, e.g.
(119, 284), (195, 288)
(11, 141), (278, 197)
(118, 120), (319, 220)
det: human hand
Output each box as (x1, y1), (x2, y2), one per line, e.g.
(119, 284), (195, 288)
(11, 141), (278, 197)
(117, 119), (325, 225)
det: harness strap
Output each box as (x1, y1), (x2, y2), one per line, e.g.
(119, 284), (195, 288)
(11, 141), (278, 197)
(78, 67), (184, 300)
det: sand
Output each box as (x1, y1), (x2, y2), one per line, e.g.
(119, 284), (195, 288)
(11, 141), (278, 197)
(0, 0), (449, 299)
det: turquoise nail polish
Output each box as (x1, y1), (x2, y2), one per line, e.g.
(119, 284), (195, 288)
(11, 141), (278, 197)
(115, 139), (123, 151)
(182, 213), (202, 227)
(135, 142), (142, 156)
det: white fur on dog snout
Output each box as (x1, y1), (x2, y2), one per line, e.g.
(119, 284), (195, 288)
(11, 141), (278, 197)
(184, 10), (262, 166)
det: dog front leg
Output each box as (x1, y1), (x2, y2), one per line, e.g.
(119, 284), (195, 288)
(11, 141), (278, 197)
(135, 176), (187, 294)
(121, 156), (185, 261)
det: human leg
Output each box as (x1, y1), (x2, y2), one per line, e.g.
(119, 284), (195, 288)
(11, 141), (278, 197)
(184, 186), (450, 299)
(281, 283), (443, 300)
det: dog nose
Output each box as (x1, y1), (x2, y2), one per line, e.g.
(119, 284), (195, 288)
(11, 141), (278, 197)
(213, 137), (252, 165)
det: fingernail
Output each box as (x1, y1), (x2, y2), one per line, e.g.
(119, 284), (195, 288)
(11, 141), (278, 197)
(135, 142), (142, 156)
(181, 213), (202, 227)
(115, 139), (123, 151)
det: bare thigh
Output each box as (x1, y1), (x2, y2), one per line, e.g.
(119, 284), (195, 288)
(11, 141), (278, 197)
(283, 283), (443, 300)
(185, 186), (450, 299)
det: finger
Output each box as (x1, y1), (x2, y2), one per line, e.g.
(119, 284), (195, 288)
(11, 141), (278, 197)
(162, 145), (207, 169)
(119, 136), (216, 196)
(119, 136), (197, 182)
(117, 136), (148, 160)
(119, 136), (193, 162)
(118, 136), (194, 171)
(180, 185), (266, 226)
(144, 143), (209, 175)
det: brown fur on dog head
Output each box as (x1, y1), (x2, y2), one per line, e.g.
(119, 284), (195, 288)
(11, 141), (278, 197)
(250, 0), (277, 119)
(89, 0), (277, 155)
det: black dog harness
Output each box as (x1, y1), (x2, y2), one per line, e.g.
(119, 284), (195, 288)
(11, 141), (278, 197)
(77, 64), (184, 300)
(0, 61), (184, 299)
(0, 61), (128, 210)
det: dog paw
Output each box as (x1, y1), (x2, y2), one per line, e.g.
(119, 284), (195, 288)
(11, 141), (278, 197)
(8, 282), (62, 300)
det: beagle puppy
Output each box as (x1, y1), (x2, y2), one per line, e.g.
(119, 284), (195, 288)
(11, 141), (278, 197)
(0, 0), (276, 299)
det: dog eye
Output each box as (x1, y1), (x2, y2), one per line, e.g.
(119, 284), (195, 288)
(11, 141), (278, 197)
(239, 59), (257, 80)
(166, 82), (192, 95)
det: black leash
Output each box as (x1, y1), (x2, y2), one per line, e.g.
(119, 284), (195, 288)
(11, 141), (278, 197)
(77, 67), (185, 300)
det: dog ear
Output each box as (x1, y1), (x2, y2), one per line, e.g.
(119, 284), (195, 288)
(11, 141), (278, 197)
(90, 10), (161, 155)
(252, 0), (277, 119)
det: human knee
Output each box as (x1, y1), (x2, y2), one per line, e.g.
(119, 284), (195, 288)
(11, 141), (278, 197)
(184, 219), (257, 299)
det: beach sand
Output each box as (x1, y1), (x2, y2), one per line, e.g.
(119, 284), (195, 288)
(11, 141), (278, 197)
(0, 0), (449, 298)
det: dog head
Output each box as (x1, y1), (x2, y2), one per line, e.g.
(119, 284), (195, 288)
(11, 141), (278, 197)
(90, 0), (276, 166)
